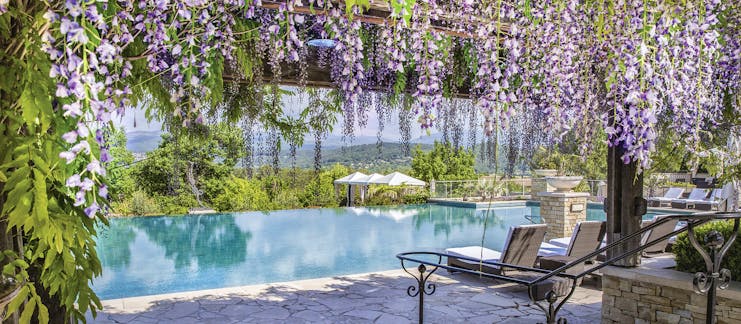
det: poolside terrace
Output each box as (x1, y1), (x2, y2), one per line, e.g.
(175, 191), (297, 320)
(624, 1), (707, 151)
(88, 269), (603, 323)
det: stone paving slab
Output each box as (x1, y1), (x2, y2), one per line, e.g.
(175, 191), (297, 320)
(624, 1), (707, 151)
(88, 270), (602, 323)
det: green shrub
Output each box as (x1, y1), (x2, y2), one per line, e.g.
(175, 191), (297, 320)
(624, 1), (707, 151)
(156, 193), (198, 215)
(128, 190), (161, 216)
(673, 220), (741, 279)
(365, 193), (396, 206)
(363, 186), (429, 206)
(661, 181), (695, 189)
(110, 200), (132, 216)
(273, 189), (302, 209)
(573, 180), (590, 193)
(505, 181), (528, 195)
(300, 173), (340, 207)
(402, 191), (430, 204)
(212, 177), (272, 212)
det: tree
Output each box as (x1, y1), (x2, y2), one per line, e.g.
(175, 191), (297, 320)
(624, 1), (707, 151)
(411, 142), (476, 182)
(211, 177), (272, 212)
(133, 124), (245, 202)
(301, 164), (350, 207)
(107, 129), (136, 201)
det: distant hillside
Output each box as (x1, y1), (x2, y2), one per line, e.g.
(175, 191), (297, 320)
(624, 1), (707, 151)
(280, 142), (432, 172)
(410, 132), (445, 145)
(123, 127), (445, 153)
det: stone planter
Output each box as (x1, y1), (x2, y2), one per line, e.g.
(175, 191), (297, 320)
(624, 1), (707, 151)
(533, 169), (558, 177)
(545, 176), (583, 192)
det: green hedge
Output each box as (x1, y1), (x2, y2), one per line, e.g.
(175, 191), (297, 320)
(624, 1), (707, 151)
(673, 220), (741, 279)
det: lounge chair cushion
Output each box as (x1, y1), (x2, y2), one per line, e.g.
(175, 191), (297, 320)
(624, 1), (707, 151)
(641, 215), (682, 254)
(539, 221), (605, 258)
(538, 242), (568, 257)
(446, 224), (547, 274)
(647, 188), (684, 202)
(672, 188), (709, 203)
(547, 237), (571, 249)
(445, 246), (502, 268)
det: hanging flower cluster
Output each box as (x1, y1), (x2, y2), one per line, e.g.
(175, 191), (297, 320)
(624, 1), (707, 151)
(377, 22), (407, 85)
(662, 0), (724, 151)
(716, 5), (740, 111)
(43, 1), (135, 217)
(596, 0), (724, 169)
(324, 6), (366, 137)
(257, 0), (308, 77)
(32, 0), (740, 217)
(134, 0), (239, 126)
(412, 30), (447, 129)
(474, 0), (523, 136)
(517, 0), (734, 169)
(332, 16), (365, 106)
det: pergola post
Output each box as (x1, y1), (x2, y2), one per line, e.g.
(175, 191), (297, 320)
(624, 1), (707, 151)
(606, 145), (646, 267)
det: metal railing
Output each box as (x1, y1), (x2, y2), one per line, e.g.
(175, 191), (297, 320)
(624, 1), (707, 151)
(430, 179), (531, 199)
(397, 211), (741, 324)
(430, 178), (608, 201)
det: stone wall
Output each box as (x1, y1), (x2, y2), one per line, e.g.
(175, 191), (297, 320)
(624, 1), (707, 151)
(537, 192), (588, 241)
(601, 266), (741, 324)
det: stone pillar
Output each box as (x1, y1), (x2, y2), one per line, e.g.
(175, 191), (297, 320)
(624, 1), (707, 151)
(537, 191), (589, 241)
(531, 178), (555, 201)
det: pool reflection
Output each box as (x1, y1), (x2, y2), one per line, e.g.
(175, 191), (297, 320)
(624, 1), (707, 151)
(94, 204), (536, 299)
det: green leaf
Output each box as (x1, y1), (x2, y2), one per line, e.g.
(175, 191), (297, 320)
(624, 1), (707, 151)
(6, 177), (31, 210)
(19, 296), (35, 323)
(37, 302), (49, 324)
(54, 233), (63, 254)
(0, 170), (6, 182)
(19, 86), (38, 126)
(33, 169), (49, 222)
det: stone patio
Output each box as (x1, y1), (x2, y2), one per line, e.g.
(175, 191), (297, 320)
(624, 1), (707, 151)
(88, 269), (602, 323)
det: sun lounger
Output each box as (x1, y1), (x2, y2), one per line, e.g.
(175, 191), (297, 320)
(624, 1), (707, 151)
(670, 188), (709, 209)
(693, 189), (724, 211)
(641, 215), (682, 255)
(445, 224), (547, 275)
(647, 187), (684, 207)
(549, 217), (680, 256)
(538, 221), (606, 258)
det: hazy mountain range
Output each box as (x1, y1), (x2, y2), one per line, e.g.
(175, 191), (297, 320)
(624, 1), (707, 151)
(124, 129), (506, 173)
(125, 130), (444, 153)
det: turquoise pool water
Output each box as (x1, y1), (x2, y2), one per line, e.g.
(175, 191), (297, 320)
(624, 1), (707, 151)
(93, 203), (672, 299)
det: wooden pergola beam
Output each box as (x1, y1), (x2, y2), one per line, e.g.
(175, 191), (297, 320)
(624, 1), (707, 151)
(256, 1), (510, 39)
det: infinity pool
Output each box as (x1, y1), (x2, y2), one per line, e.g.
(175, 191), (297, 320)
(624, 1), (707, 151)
(93, 202), (670, 299)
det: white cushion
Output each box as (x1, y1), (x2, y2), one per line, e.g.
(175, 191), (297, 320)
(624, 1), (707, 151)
(445, 246), (502, 266)
(540, 242), (566, 250)
(547, 237), (572, 249)
(649, 197), (674, 202)
(538, 242), (567, 257)
(538, 247), (568, 257)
